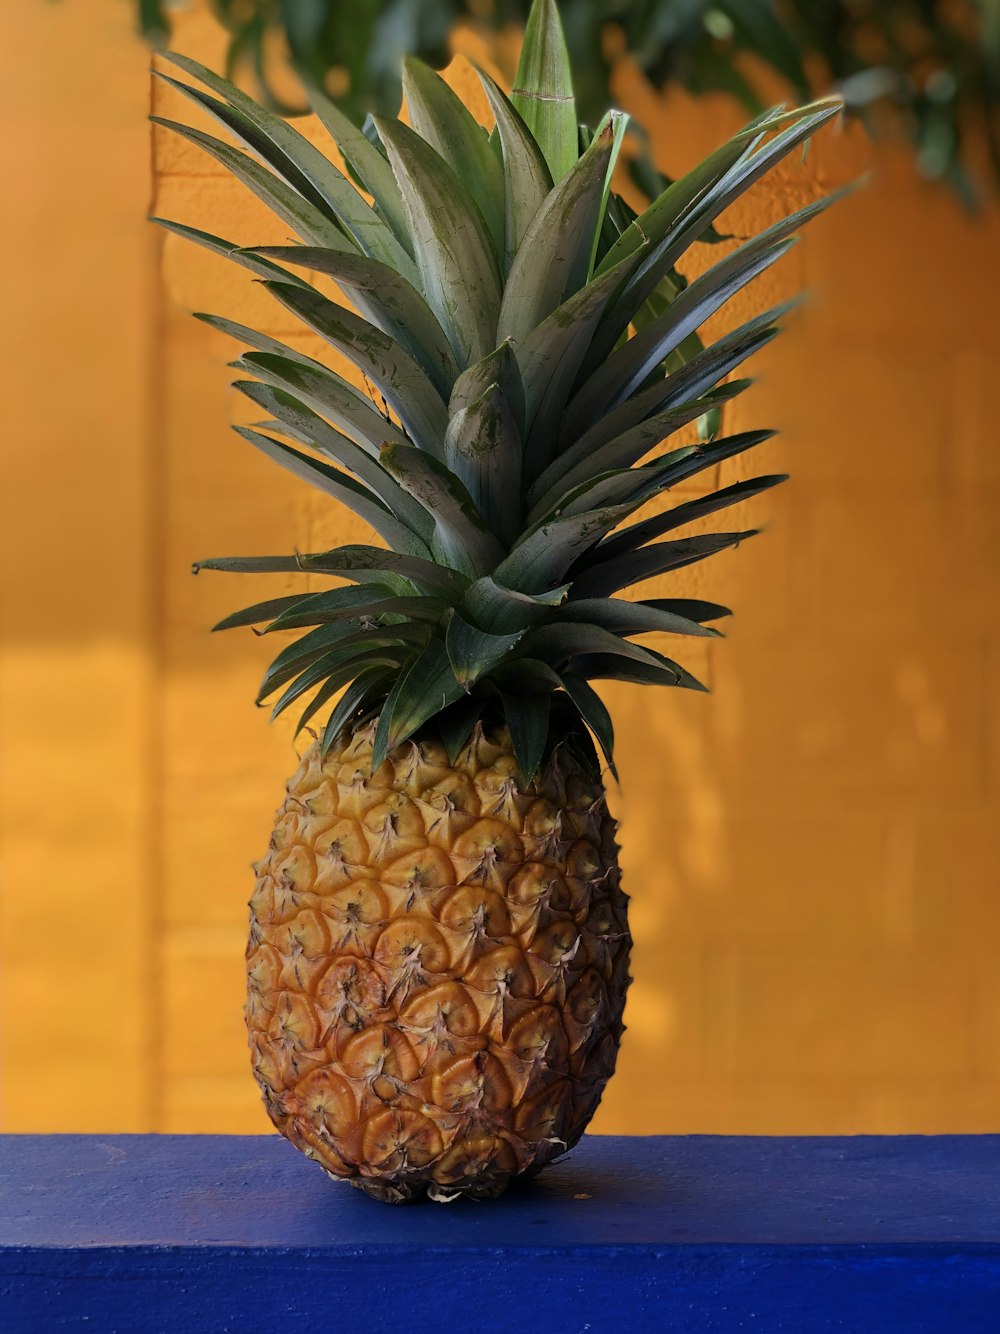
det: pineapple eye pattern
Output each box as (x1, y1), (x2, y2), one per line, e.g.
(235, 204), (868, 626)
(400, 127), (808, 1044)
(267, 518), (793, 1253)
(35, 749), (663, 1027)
(162, 0), (845, 1200)
(248, 721), (626, 1201)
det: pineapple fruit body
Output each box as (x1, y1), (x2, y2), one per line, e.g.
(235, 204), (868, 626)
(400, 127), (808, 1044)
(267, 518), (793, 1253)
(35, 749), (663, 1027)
(247, 718), (630, 1202)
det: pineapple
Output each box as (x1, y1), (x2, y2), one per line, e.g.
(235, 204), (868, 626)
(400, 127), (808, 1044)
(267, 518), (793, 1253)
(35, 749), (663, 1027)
(154, 0), (842, 1201)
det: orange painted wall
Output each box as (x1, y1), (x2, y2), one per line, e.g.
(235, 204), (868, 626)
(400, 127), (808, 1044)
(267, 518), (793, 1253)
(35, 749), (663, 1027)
(2, 1), (998, 1134)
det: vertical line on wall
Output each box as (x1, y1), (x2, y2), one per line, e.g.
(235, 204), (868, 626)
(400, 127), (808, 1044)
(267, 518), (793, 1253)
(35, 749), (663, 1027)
(142, 59), (169, 1132)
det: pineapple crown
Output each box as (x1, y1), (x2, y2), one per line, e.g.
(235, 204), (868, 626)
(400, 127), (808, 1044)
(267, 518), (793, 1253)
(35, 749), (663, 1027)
(153, 0), (843, 780)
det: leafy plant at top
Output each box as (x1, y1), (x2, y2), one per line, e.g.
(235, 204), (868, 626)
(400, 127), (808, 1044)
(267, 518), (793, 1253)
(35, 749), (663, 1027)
(162, 0), (847, 781)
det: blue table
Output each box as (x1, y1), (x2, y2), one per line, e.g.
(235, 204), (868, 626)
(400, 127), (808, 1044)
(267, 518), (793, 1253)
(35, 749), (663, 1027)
(2, 1134), (998, 1332)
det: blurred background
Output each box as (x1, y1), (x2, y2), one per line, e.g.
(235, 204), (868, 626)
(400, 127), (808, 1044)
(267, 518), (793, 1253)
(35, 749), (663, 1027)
(1, 0), (998, 1136)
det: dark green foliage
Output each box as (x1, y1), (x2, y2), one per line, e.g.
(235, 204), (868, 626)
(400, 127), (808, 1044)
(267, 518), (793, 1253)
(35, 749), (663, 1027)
(139, 0), (1000, 201)
(163, 4), (847, 770)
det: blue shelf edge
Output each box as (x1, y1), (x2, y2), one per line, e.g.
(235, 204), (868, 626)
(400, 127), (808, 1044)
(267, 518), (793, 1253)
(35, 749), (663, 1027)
(3, 1133), (999, 1333)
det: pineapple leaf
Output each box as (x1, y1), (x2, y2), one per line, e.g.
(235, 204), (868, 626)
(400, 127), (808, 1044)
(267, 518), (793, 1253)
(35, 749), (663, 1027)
(403, 57), (505, 258)
(573, 647), (709, 693)
(271, 652), (358, 722)
(446, 344), (526, 529)
(596, 474), (789, 563)
(591, 186), (843, 424)
(232, 425), (431, 557)
(151, 218), (310, 286)
(489, 657), (561, 700)
(444, 381), (523, 547)
(193, 313), (323, 371)
(260, 623), (430, 704)
(533, 426), (775, 531)
(476, 70), (553, 272)
(520, 621), (679, 673)
(594, 104), (844, 365)
(530, 449), (697, 526)
(572, 237), (796, 429)
(296, 545), (470, 598)
(253, 584), (393, 631)
(379, 442), (504, 579)
(644, 599), (732, 623)
(497, 124), (615, 345)
(559, 672), (617, 779)
(627, 429), (780, 501)
(559, 303), (791, 454)
(232, 380), (435, 541)
(572, 530), (759, 599)
(261, 281), (449, 457)
(193, 554), (308, 574)
(588, 109), (631, 275)
(450, 341), (526, 430)
(318, 666), (399, 756)
(157, 56), (418, 282)
(516, 250), (645, 473)
(247, 246), (460, 398)
(375, 116), (503, 368)
(555, 599), (722, 639)
(174, 62), (849, 754)
(268, 591), (448, 633)
(498, 688), (550, 784)
(235, 351), (409, 456)
(249, 417), (313, 448)
(494, 504), (633, 595)
(599, 101), (841, 281)
(527, 385), (742, 522)
(511, 0), (577, 184)
(371, 638), (464, 770)
(150, 117), (354, 252)
(272, 650), (404, 723)
(596, 129), (757, 281)
(212, 593), (319, 631)
(542, 378), (748, 506)
(156, 67), (332, 211)
(308, 85), (413, 257)
(296, 674), (356, 741)
(445, 611), (525, 689)
(460, 577), (570, 635)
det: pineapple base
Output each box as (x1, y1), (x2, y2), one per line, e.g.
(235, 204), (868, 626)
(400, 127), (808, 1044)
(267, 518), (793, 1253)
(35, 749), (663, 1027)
(246, 714), (631, 1203)
(348, 1172), (513, 1204)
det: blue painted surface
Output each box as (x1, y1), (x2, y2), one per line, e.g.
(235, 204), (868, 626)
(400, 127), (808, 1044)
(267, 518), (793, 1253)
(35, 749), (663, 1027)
(2, 1134), (999, 1332)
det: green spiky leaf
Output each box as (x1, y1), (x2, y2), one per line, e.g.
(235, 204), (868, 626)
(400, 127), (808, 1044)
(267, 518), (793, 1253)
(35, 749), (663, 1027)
(497, 124), (615, 344)
(232, 380), (435, 541)
(234, 351), (410, 456)
(150, 116), (354, 252)
(376, 116), (503, 367)
(560, 672), (617, 778)
(319, 666), (399, 757)
(371, 638), (464, 770)
(499, 688), (551, 783)
(308, 85), (413, 256)
(296, 545), (471, 598)
(248, 246), (460, 397)
(261, 281), (449, 457)
(379, 441), (504, 578)
(445, 611), (525, 688)
(476, 70), (553, 271)
(511, 0), (577, 183)
(232, 425), (429, 556)
(403, 57), (505, 257)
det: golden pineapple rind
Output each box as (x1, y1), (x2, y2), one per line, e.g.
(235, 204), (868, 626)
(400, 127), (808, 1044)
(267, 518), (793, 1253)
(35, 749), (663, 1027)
(246, 718), (630, 1202)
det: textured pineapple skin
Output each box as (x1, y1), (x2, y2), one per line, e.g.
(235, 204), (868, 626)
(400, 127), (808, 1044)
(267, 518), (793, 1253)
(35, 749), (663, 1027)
(246, 718), (631, 1202)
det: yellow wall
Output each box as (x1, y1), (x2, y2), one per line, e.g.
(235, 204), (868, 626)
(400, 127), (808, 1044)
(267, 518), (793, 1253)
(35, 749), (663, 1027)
(2, 2), (998, 1134)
